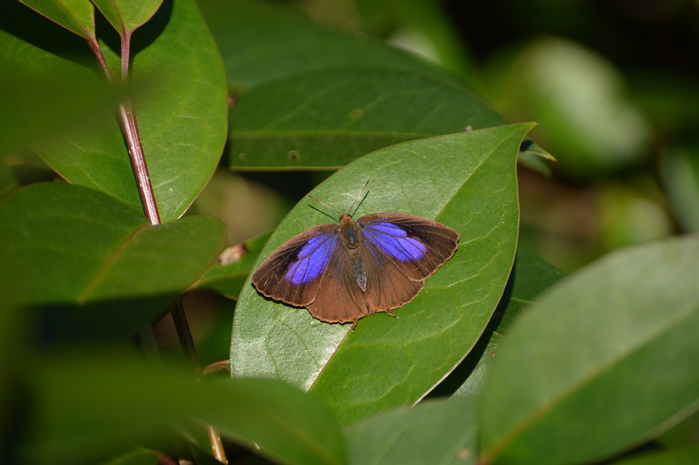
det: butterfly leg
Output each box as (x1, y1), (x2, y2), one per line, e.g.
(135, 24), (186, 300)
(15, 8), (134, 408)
(385, 310), (399, 319)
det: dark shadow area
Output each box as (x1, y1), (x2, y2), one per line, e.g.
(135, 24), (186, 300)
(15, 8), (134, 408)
(0, 0), (92, 67)
(0, 0), (173, 73)
(95, 0), (173, 61)
(519, 138), (533, 152)
(33, 294), (177, 349)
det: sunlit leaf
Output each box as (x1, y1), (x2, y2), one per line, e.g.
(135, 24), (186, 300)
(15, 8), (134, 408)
(231, 123), (533, 425)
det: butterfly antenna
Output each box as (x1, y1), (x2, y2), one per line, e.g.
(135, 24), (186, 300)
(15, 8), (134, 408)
(348, 179), (370, 217)
(308, 194), (343, 222)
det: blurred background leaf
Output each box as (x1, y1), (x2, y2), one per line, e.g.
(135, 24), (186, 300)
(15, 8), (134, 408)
(0, 60), (133, 160)
(480, 236), (699, 465)
(23, 351), (345, 465)
(0, 183), (224, 343)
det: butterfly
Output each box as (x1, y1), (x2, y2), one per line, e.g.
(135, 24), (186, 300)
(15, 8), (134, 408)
(252, 190), (459, 324)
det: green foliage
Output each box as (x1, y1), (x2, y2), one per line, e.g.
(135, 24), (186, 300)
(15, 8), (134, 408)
(2, 1), (699, 465)
(231, 124), (528, 424)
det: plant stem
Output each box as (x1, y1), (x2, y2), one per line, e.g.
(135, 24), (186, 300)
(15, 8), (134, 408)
(119, 99), (160, 225)
(88, 34), (161, 225)
(120, 31), (161, 225)
(207, 425), (228, 464)
(171, 298), (229, 463)
(137, 324), (162, 366)
(171, 298), (200, 376)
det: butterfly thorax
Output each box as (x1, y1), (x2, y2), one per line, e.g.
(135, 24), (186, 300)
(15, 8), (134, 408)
(339, 213), (362, 249)
(339, 213), (368, 292)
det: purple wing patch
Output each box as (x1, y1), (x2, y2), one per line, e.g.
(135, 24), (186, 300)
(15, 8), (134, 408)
(363, 222), (426, 262)
(285, 232), (338, 284)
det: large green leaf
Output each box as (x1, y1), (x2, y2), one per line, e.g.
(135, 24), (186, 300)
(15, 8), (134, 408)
(0, 182), (224, 340)
(480, 235), (699, 465)
(9, 0), (227, 222)
(345, 397), (479, 465)
(228, 67), (509, 170)
(23, 351), (345, 465)
(197, 0), (464, 91)
(231, 123), (533, 425)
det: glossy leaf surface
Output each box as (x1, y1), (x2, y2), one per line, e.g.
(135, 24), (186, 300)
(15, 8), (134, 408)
(231, 123), (533, 424)
(480, 235), (699, 465)
(346, 397), (478, 465)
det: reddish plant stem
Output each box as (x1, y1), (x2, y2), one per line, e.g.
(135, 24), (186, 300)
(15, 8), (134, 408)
(88, 33), (161, 225)
(119, 99), (161, 224)
(120, 32), (161, 225)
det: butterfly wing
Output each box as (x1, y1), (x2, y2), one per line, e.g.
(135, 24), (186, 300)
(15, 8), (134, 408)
(308, 213), (458, 323)
(307, 239), (424, 323)
(306, 249), (373, 323)
(358, 212), (460, 280)
(252, 224), (339, 307)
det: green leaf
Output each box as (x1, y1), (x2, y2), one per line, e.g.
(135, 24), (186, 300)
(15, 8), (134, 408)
(16, 0), (227, 222)
(439, 249), (566, 399)
(92, 0), (164, 35)
(200, 0), (551, 169)
(613, 444), (699, 465)
(195, 232), (270, 299)
(197, 0), (464, 90)
(499, 37), (651, 177)
(345, 397), (479, 465)
(23, 351), (345, 465)
(0, 182), (224, 341)
(228, 67), (510, 170)
(231, 123), (534, 425)
(480, 235), (699, 465)
(18, 0), (95, 39)
(660, 145), (699, 233)
(0, 52), (133, 158)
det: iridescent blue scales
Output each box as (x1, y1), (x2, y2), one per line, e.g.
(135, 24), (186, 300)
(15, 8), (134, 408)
(252, 211), (459, 324)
